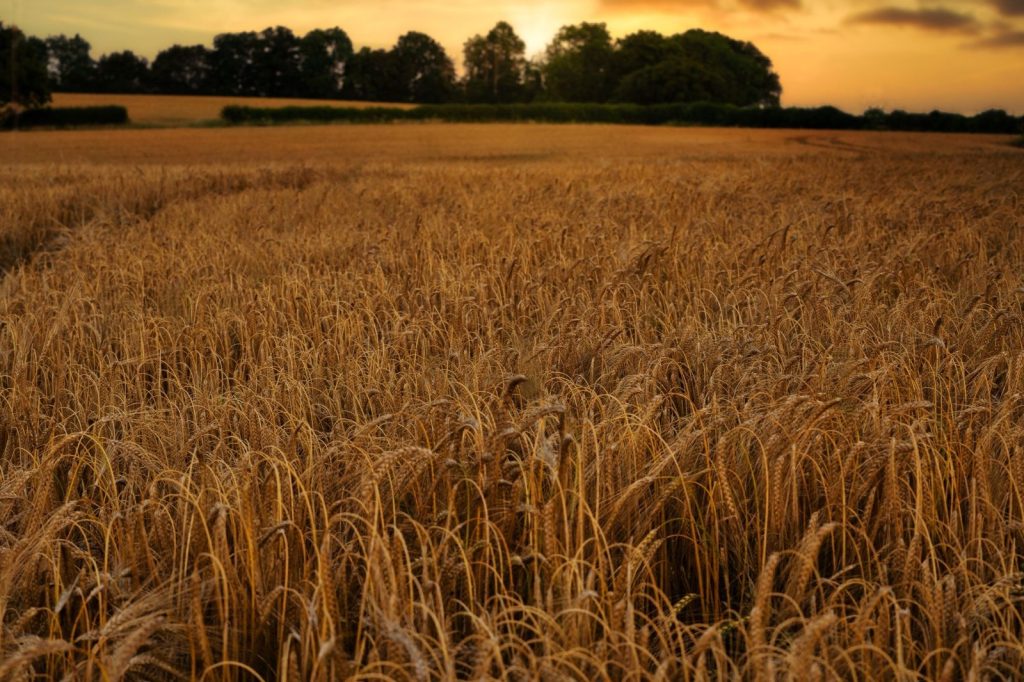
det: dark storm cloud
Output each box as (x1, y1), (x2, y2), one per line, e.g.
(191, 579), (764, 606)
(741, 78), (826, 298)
(847, 7), (980, 33)
(990, 0), (1024, 16)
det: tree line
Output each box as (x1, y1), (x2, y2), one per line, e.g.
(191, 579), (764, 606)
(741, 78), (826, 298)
(1, 20), (781, 108)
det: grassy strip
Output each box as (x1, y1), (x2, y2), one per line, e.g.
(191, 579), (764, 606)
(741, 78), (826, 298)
(222, 102), (1024, 133)
(1, 105), (129, 130)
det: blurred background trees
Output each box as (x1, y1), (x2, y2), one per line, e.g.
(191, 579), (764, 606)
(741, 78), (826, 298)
(2, 14), (1018, 135)
(463, 22), (537, 103)
(1, 22), (50, 108)
(3, 19), (786, 107)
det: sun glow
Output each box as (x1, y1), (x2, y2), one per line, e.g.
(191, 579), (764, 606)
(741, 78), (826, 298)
(508, 8), (573, 59)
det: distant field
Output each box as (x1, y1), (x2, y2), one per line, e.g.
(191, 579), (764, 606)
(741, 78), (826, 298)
(1, 123), (1015, 165)
(2, 125), (1024, 679)
(50, 92), (413, 126)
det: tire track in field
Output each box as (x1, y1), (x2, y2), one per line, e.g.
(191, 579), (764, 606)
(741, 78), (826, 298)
(786, 134), (880, 155)
(0, 165), (338, 278)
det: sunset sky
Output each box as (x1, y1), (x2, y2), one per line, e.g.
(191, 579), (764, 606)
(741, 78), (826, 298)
(8, 0), (1024, 113)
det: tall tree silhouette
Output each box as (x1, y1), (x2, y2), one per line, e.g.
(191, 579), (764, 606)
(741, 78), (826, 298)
(340, 48), (397, 101)
(253, 27), (302, 98)
(391, 32), (456, 103)
(1, 22), (50, 107)
(94, 50), (149, 93)
(463, 22), (530, 103)
(299, 28), (353, 98)
(45, 34), (96, 92)
(150, 45), (210, 94)
(209, 31), (261, 96)
(543, 23), (615, 102)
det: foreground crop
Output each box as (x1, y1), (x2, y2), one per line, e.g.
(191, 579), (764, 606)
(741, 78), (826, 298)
(1, 129), (1023, 680)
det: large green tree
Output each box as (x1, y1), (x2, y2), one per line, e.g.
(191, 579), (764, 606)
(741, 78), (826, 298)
(391, 32), (456, 103)
(150, 44), (210, 94)
(611, 29), (781, 107)
(209, 31), (261, 96)
(612, 31), (675, 82)
(339, 32), (454, 103)
(253, 27), (303, 98)
(676, 30), (781, 106)
(542, 22), (615, 102)
(463, 22), (530, 103)
(299, 28), (353, 98)
(340, 47), (397, 101)
(1, 23), (52, 107)
(614, 58), (728, 105)
(94, 50), (149, 93)
(45, 33), (96, 92)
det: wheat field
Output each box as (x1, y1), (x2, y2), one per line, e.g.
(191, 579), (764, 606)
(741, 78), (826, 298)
(1, 125), (1023, 680)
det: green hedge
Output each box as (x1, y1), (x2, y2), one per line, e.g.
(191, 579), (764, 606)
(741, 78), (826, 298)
(220, 102), (862, 128)
(220, 105), (407, 124)
(1, 106), (129, 130)
(221, 102), (1024, 134)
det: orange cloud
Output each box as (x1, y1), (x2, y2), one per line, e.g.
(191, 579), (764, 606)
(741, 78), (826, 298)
(972, 28), (1024, 45)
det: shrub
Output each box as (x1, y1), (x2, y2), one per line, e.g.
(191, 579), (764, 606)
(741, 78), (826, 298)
(221, 105), (403, 124)
(968, 109), (1022, 134)
(1, 105), (129, 130)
